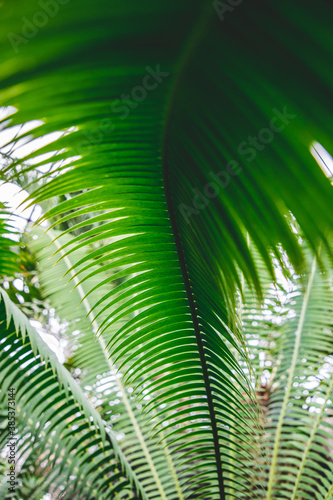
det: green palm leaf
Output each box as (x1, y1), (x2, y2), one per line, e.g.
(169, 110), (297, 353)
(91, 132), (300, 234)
(28, 225), (183, 500)
(264, 256), (333, 499)
(241, 253), (333, 499)
(0, 288), (147, 499)
(1, 0), (333, 498)
(0, 205), (20, 278)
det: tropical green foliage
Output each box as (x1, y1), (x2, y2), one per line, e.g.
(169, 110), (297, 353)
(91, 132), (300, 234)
(1, 0), (333, 498)
(28, 226), (185, 500)
(0, 289), (145, 500)
(0, 204), (20, 278)
(241, 252), (333, 498)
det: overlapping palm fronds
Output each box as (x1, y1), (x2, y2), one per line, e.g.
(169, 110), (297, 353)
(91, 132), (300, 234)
(0, 0), (333, 498)
(0, 289), (146, 500)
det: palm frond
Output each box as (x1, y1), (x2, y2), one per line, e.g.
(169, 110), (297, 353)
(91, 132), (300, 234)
(0, 205), (20, 278)
(0, 288), (147, 499)
(264, 256), (333, 499)
(28, 225), (184, 500)
(1, 0), (333, 497)
(242, 253), (333, 499)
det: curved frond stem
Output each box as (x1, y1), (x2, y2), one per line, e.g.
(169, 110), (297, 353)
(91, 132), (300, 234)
(151, 407), (185, 500)
(160, 7), (230, 498)
(324, 481), (333, 500)
(291, 375), (333, 500)
(0, 288), (147, 500)
(49, 231), (171, 500)
(265, 256), (317, 499)
(163, 132), (226, 500)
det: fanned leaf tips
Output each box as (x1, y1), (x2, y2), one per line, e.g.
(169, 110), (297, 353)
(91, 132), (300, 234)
(1, 0), (333, 498)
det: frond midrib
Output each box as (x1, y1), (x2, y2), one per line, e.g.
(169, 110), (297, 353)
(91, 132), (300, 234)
(265, 256), (317, 499)
(47, 229), (182, 500)
(161, 8), (226, 497)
